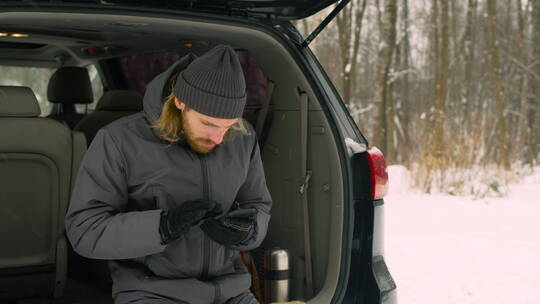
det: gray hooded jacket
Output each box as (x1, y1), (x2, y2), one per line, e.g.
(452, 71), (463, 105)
(64, 54), (272, 304)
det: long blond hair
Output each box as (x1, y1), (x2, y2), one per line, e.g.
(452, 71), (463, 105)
(152, 95), (184, 142)
(152, 87), (250, 143)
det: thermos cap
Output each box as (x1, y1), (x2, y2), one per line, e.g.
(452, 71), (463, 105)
(268, 247), (289, 271)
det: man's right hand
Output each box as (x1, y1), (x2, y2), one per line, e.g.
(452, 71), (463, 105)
(159, 199), (221, 244)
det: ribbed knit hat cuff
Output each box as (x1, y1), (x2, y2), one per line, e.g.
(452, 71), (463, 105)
(174, 72), (246, 119)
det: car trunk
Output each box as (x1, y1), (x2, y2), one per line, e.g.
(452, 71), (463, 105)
(0, 5), (377, 304)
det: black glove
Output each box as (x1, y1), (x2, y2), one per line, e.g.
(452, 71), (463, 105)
(159, 199), (221, 244)
(201, 207), (257, 246)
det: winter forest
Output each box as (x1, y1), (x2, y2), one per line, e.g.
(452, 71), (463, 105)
(298, 0), (540, 197)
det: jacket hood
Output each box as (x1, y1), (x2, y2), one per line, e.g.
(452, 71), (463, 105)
(142, 53), (198, 124)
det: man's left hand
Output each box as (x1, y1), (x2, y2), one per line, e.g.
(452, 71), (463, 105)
(201, 207), (257, 246)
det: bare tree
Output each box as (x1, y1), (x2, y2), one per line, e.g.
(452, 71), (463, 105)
(392, 0), (412, 164)
(335, 0), (367, 105)
(373, 0), (398, 158)
(486, 0), (510, 169)
(426, 0), (450, 167)
(513, 0), (533, 165)
(462, 0), (477, 121)
(531, 0), (540, 163)
(307, 0), (539, 179)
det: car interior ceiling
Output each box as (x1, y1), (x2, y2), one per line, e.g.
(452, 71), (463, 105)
(0, 11), (346, 303)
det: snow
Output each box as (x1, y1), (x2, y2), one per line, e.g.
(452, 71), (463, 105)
(384, 165), (540, 304)
(344, 137), (367, 155)
(345, 63), (352, 73)
(407, 164), (528, 198)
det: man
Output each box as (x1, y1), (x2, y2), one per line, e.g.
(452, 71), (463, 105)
(65, 45), (272, 304)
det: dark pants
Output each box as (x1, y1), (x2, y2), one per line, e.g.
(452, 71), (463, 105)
(225, 291), (259, 304)
(114, 290), (259, 304)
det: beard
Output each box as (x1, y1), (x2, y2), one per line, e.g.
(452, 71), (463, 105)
(181, 110), (217, 154)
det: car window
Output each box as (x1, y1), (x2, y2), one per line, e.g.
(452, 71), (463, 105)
(0, 65), (55, 116)
(118, 50), (269, 125)
(0, 64), (104, 116)
(120, 51), (184, 96)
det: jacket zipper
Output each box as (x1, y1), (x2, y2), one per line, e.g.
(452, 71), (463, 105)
(221, 220), (251, 231)
(198, 154), (219, 303)
(214, 281), (221, 303)
(198, 154), (211, 281)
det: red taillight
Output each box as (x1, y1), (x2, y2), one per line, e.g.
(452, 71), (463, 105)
(366, 147), (389, 200)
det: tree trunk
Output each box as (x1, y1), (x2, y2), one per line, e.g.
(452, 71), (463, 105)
(450, 1), (459, 61)
(349, 0), (368, 104)
(486, 0), (510, 169)
(514, 0), (532, 165)
(395, 0), (411, 164)
(462, 0), (476, 121)
(431, 0), (449, 164)
(373, 0), (398, 156)
(336, 0), (367, 106)
(302, 19), (310, 38)
(531, 0), (540, 163)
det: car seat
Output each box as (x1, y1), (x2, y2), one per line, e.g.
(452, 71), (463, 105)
(0, 86), (87, 300)
(74, 90), (143, 146)
(47, 66), (94, 129)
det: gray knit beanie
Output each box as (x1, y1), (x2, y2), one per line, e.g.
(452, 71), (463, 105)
(174, 45), (246, 119)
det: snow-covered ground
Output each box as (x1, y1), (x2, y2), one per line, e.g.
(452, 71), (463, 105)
(384, 165), (540, 304)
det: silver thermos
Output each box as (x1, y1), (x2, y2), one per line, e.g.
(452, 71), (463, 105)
(264, 248), (290, 303)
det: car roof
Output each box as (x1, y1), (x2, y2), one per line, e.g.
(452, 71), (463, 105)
(0, 10), (238, 67)
(0, 0), (340, 20)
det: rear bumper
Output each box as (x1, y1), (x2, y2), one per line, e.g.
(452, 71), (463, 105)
(372, 256), (397, 304)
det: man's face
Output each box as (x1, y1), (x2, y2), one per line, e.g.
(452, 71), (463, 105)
(175, 98), (239, 154)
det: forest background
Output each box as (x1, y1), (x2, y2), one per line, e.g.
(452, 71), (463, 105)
(298, 0), (540, 197)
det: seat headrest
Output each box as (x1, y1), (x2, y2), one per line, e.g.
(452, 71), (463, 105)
(47, 66), (94, 105)
(95, 90), (143, 112)
(0, 86), (40, 117)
